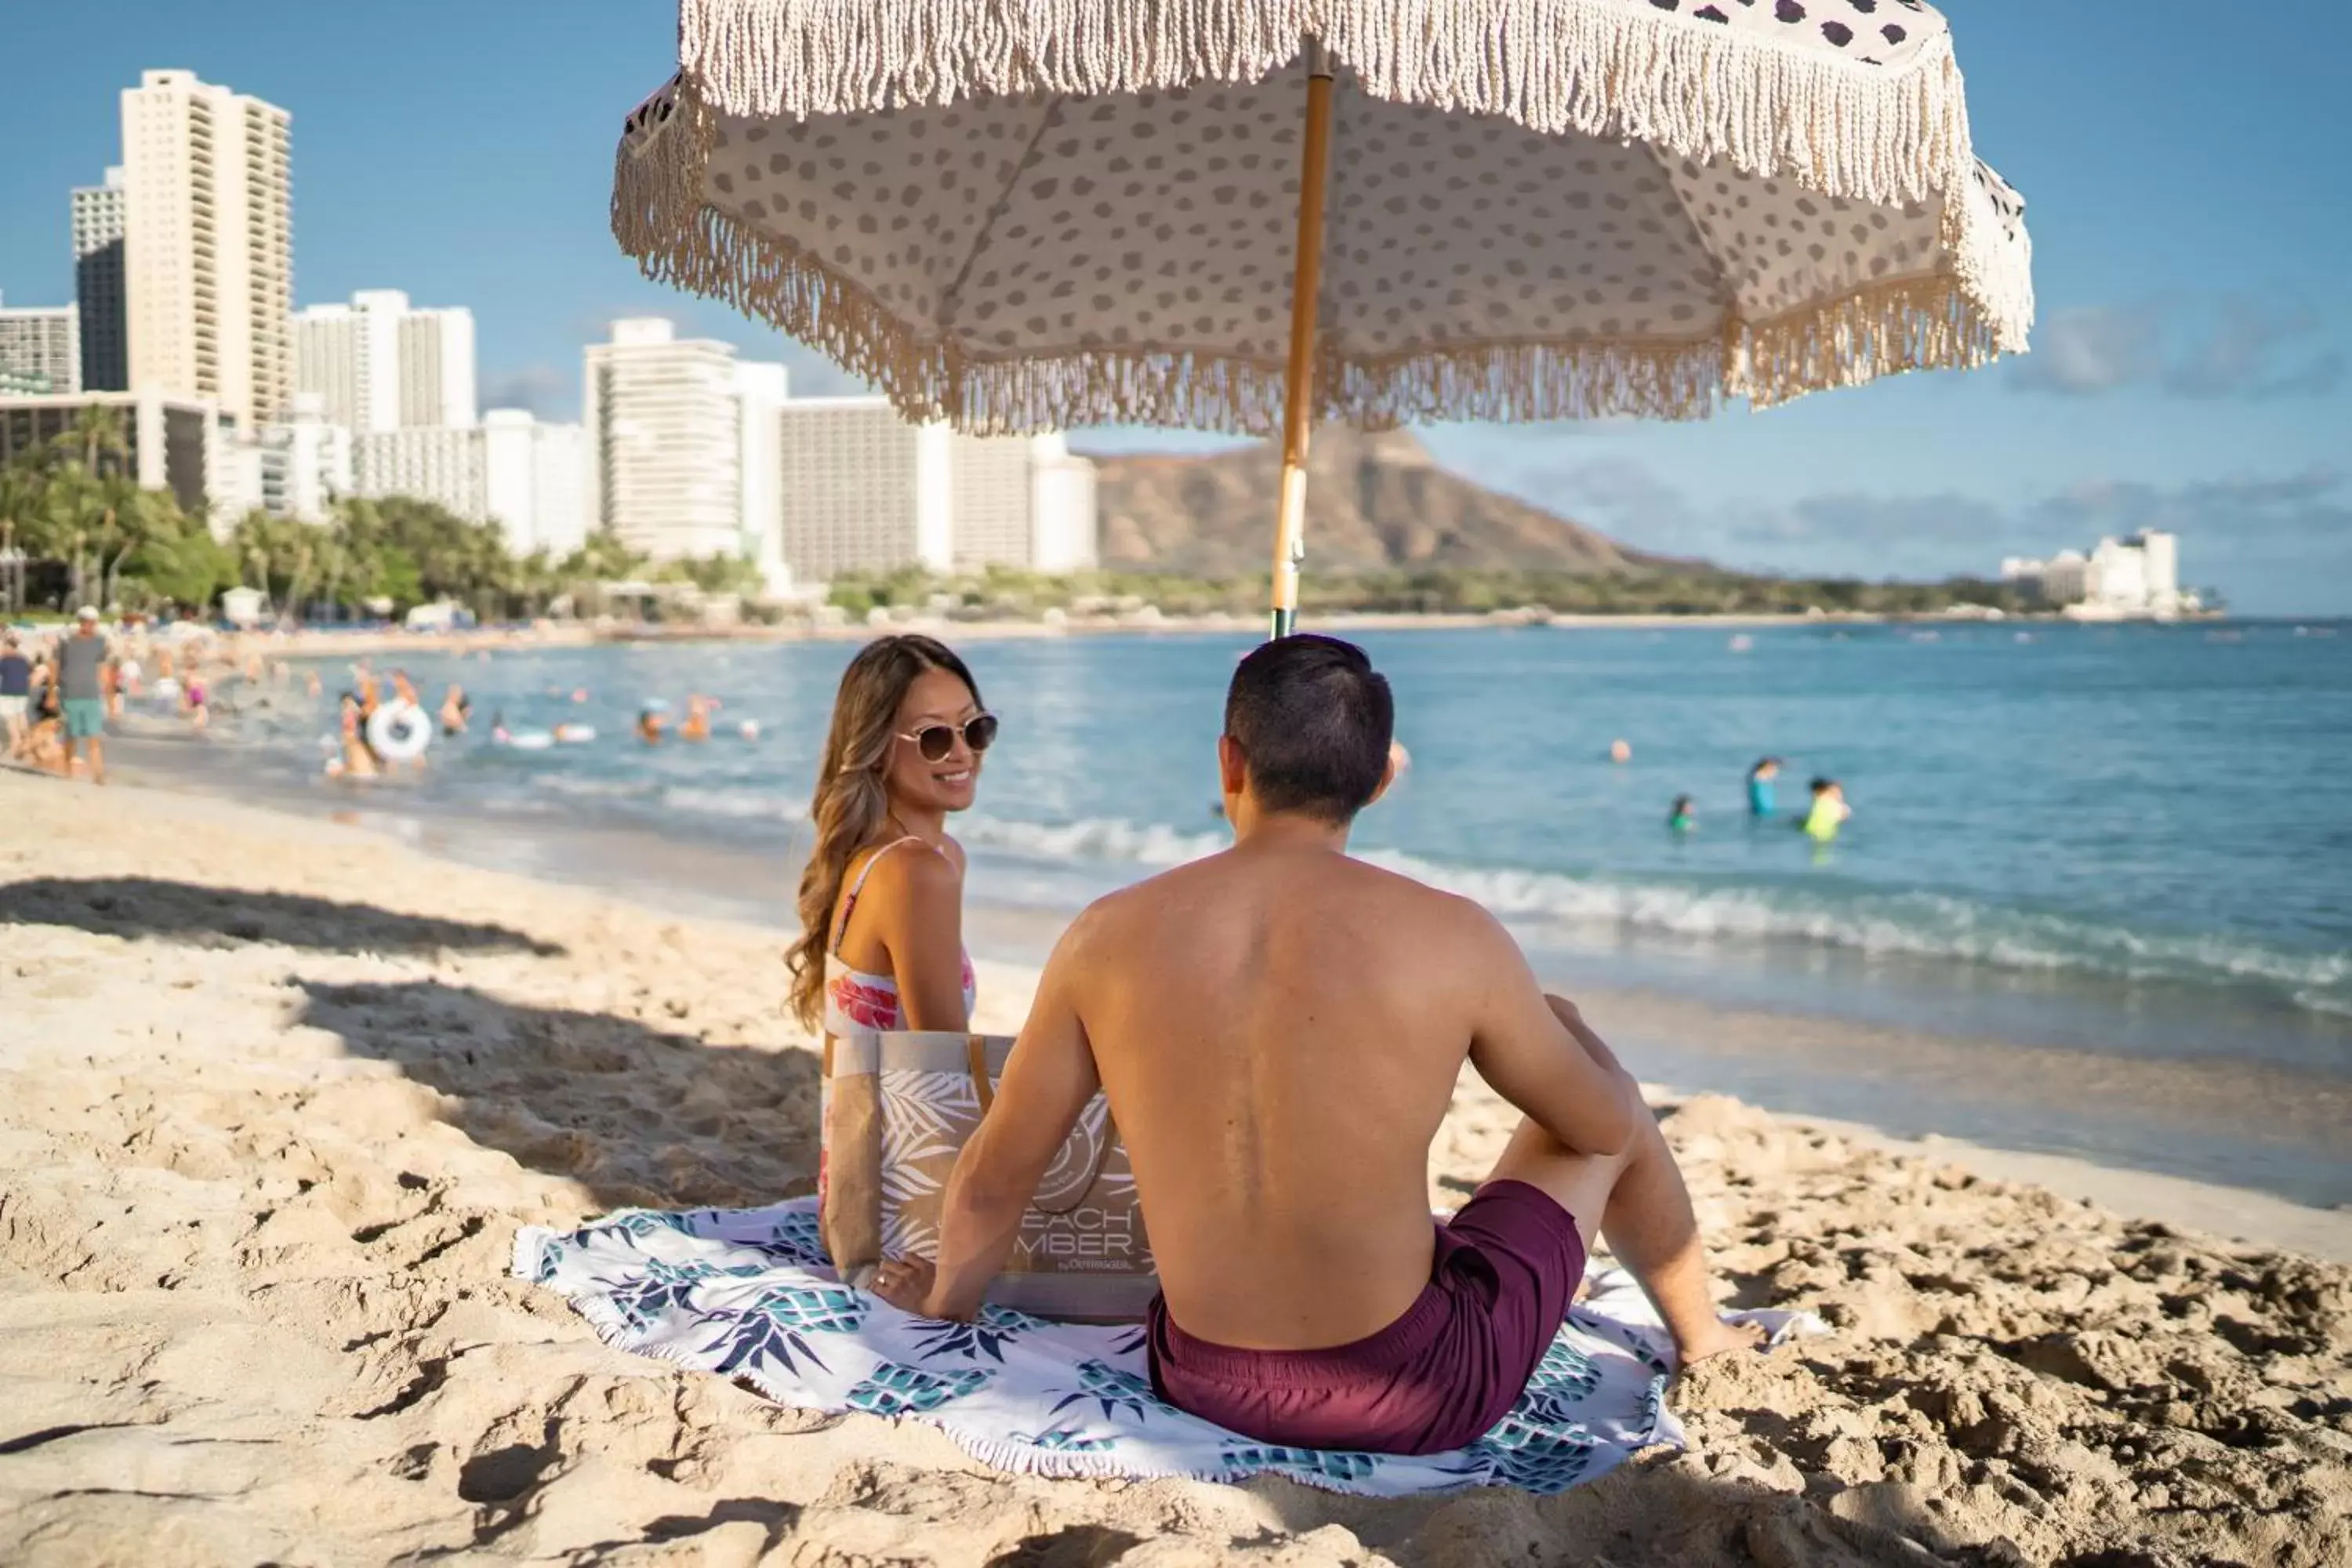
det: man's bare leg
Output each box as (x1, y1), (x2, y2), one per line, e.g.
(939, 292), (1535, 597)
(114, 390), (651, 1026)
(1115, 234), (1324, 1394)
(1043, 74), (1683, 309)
(86, 735), (105, 784)
(1482, 995), (1761, 1367)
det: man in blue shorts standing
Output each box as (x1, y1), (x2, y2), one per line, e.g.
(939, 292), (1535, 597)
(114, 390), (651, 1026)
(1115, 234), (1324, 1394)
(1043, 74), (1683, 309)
(52, 608), (114, 784)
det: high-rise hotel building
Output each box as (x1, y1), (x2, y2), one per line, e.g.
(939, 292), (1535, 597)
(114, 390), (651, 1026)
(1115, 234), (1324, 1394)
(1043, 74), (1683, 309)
(294, 289), (476, 434)
(584, 319), (747, 563)
(71, 168), (129, 392)
(121, 70), (292, 429)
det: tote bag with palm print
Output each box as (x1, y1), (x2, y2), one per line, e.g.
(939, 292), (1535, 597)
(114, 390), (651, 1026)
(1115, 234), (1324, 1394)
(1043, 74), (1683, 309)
(819, 1030), (1157, 1323)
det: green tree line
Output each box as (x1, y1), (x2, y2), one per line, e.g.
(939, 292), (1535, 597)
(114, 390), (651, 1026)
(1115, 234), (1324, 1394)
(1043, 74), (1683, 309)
(828, 564), (2038, 620)
(0, 406), (765, 621)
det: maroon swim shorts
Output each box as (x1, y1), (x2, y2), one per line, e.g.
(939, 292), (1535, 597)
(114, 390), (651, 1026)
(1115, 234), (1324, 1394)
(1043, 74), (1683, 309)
(1145, 1179), (1588, 1455)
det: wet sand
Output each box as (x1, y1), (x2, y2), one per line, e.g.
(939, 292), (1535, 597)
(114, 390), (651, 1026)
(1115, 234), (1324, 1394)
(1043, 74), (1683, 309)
(2, 773), (2347, 1566)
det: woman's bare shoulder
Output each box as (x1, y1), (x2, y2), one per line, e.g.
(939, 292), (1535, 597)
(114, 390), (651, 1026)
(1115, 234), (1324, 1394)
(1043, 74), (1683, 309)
(856, 835), (962, 898)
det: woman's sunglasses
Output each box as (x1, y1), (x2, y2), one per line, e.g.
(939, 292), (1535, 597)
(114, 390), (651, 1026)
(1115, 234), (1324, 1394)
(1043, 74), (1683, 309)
(898, 713), (1000, 763)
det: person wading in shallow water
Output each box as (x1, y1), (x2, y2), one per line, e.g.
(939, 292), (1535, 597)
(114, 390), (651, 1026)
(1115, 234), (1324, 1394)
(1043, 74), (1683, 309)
(877, 635), (1760, 1456)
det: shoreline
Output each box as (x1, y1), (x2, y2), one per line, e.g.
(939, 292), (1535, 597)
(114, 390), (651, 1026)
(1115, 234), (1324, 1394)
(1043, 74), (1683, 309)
(86, 604), (2259, 661)
(19, 764), (2350, 1264)
(3, 770), (2347, 1563)
(93, 721), (2352, 1219)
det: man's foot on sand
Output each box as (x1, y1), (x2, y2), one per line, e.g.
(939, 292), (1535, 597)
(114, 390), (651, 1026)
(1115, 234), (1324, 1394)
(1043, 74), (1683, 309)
(1674, 1317), (1769, 1372)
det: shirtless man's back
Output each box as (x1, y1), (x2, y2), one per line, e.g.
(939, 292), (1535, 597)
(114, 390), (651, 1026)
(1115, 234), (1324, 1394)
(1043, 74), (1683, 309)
(878, 636), (1758, 1454)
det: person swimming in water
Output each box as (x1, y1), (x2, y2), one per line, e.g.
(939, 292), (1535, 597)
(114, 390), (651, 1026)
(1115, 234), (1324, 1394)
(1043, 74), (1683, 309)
(328, 691), (379, 779)
(637, 704), (667, 743)
(1668, 795), (1697, 834)
(680, 694), (715, 742)
(1802, 777), (1850, 843)
(1746, 757), (1782, 818)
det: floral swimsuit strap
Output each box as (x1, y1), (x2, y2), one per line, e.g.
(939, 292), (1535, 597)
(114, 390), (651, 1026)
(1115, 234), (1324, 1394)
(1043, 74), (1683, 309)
(829, 835), (933, 956)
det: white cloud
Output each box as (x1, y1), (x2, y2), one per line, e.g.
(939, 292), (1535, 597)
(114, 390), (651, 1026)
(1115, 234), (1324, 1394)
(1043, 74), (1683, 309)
(481, 365), (574, 419)
(2013, 296), (2344, 401)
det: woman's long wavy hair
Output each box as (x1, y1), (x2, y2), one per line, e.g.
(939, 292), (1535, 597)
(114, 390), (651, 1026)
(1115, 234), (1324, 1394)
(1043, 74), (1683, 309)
(786, 634), (982, 1031)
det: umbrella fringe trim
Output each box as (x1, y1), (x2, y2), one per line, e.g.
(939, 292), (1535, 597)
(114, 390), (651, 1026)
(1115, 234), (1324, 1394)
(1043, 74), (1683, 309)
(617, 76), (2013, 434)
(679, 0), (1980, 217)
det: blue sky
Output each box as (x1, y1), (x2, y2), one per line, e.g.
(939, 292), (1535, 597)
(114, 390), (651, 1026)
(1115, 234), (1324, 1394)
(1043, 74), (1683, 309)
(4, 3), (2346, 612)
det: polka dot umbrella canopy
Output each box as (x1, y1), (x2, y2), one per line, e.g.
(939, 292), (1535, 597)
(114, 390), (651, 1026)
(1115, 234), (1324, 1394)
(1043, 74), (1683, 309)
(615, 0), (2033, 633)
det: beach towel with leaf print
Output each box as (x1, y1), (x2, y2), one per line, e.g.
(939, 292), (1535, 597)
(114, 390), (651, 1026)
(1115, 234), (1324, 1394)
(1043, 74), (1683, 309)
(515, 1198), (1820, 1497)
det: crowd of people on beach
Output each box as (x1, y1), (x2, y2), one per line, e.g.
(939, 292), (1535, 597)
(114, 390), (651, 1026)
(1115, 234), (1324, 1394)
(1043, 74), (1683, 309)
(0, 608), (281, 784)
(320, 657), (762, 779)
(1, 608), (783, 789)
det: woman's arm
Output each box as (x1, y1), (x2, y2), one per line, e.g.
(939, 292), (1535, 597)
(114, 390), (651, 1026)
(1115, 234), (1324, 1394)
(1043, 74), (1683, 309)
(874, 846), (971, 1031)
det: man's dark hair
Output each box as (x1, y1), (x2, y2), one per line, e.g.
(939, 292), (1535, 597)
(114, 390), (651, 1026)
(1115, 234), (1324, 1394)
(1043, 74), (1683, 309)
(1224, 634), (1394, 823)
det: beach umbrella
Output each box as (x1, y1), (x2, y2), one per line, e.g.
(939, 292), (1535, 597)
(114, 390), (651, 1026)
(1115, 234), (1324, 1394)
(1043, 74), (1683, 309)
(613, 0), (2032, 636)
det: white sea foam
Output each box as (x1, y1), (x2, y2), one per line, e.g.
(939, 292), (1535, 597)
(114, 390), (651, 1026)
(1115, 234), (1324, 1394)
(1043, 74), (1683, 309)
(660, 785), (809, 823)
(914, 810), (2352, 1012)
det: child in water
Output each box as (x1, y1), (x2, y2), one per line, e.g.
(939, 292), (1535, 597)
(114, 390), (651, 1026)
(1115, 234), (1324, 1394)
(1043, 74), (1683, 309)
(1668, 795), (1697, 834)
(1802, 778), (1851, 842)
(1747, 757), (1782, 818)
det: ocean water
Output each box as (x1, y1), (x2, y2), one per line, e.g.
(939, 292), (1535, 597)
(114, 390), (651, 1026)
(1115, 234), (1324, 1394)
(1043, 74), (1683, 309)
(127, 619), (2352, 1198)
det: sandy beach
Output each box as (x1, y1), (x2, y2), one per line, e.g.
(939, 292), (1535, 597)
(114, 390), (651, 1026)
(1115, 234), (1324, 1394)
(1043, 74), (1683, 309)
(2, 772), (2347, 1566)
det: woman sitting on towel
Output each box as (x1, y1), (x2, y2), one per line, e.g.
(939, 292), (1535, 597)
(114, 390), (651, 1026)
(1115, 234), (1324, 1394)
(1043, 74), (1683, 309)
(786, 635), (997, 1038)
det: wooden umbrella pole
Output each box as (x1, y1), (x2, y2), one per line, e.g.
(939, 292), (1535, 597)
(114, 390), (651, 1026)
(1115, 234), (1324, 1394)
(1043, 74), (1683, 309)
(1269, 40), (1335, 641)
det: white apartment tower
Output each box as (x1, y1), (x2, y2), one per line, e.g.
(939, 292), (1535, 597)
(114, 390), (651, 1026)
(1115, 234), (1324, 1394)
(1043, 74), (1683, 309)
(295, 289), (475, 434)
(735, 361), (789, 590)
(482, 410), (590, 560)
(1030, 434), (1101, 574)
(0, 298), (82, 396)
(777, 399), (934, 579)
(219, 394), (354, 524)
(397, 307), (477, 428)
(71, 168), (129, 392)
(948, 430), (1033, 572)
(584, 319), (744, 562)
(122, 70), (293, 428)
(352, 426), (485, 521)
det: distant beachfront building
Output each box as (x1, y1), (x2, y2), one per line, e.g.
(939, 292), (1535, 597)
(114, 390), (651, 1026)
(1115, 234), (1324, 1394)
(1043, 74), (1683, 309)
(482, 410), (590, 559)
(1029, 435), (1101, 575)
(735, 361), (789, 592)
(295, 289), (476, 434)
(776, 397), (930, 581)
(0, 298), (81, 397)
(353, 425), (485, 521)
(308, 411), (587, 553)
(2002, 532), (2187, 619)
(775, 396), (1100, 583)
(121, 70), (293, 429)
(584, 318), (745, 564)
(71, 168), (129, 392)
(0, 390), (225, 517)
(217, 394), (353, 524)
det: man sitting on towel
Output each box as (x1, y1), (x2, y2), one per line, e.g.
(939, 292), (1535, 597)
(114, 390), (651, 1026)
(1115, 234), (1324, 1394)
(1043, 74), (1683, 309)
(874, 634), (1761, 1454)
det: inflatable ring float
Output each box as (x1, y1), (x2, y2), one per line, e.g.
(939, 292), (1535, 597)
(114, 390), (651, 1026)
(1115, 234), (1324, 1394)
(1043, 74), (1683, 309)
(365, 700), (433, 763)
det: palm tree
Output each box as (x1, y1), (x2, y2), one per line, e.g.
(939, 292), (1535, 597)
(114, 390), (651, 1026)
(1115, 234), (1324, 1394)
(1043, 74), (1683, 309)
(54, 404), (130, 481)
(0, 458), (49, 615)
